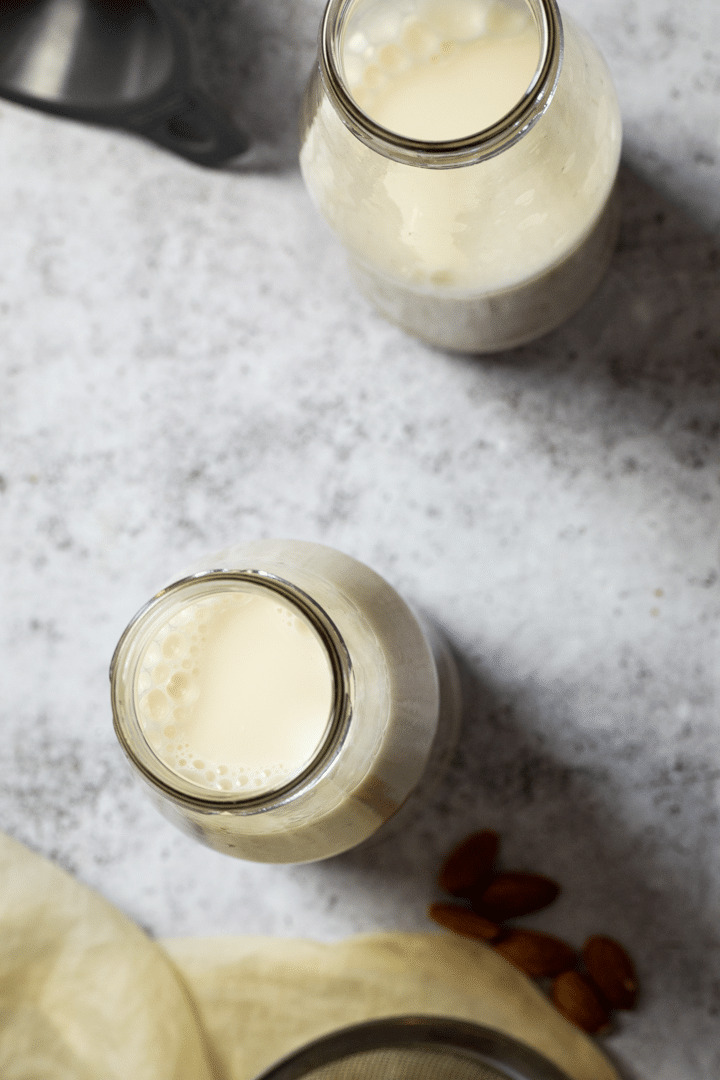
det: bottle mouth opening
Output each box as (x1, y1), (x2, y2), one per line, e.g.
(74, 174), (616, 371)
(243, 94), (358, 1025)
(320, 0), (563, 167)
(110, 570), (352, 812)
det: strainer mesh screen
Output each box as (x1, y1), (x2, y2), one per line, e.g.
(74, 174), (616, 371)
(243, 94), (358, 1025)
(290, 1045), (509, 1080)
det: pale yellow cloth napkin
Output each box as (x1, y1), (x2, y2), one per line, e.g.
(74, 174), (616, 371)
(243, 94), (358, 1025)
(0, 833), (619, 1080)
(0, 832), (212, 1080)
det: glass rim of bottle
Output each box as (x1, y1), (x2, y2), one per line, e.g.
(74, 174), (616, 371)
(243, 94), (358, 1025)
(318, 0), (564, 168)
(109, 570), (353, 812)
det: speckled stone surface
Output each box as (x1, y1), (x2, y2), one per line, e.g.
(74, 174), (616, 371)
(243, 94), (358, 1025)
(0, 2), (718, 1078)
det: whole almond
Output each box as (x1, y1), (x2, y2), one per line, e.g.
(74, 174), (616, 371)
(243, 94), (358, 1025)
(438, 830), (499, 898)
(494, 929), (576, 978)
(428, 902), (501, 942)
(582, 935), (638, 1009)
(552, 971), (611, 1034)
(473, 872), (560, 921)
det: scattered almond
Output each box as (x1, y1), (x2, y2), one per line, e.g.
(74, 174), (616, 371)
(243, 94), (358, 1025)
(438, 829), (499, 898)
(552, 971), (611, 1034)
(493, 929), (577, 978)
(433, 831), (638, 1036)
(582, 935), (638, 1009)
(473, 872), (560, 921)
(428, 902), (501, 942)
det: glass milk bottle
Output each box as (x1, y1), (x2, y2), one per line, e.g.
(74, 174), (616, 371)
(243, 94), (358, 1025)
(300, 0), (622, 353)
(110, 540), (460, 863)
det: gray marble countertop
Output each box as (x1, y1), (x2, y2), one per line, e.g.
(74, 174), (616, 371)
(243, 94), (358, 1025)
(0, 2), (718, 1078)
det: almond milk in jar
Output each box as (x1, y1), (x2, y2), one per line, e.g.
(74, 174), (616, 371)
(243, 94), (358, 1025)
(300, 0), (622, 352)
(110, 540), (460, 863)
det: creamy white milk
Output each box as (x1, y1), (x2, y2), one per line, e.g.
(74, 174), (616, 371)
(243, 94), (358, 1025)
(300, 0), (622, 351)
(135, 585), (334, 796)
(344, 0), (541, 139)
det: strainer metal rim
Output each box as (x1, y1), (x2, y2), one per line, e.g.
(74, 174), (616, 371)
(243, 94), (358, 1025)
(251, 1015), (574, 1080)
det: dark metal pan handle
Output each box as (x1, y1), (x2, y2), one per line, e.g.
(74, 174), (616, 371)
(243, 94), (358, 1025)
(0, 0), (248, 167)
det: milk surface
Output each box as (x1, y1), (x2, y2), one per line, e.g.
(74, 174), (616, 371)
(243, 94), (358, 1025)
(344, 0), (541, 140)
(134, 586), (335, 796)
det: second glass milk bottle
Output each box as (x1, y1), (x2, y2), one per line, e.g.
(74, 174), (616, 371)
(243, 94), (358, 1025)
(110, 539), (461, 863)
(300, 0), (622, 353)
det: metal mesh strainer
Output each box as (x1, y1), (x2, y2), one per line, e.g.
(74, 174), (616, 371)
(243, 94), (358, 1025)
(253, 1017), (573, 1080)
(274, 1044), (506, 1080)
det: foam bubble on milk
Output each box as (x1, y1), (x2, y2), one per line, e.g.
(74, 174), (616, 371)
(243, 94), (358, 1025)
(135, 589), (335, 796)
(342, 0), (541, 140)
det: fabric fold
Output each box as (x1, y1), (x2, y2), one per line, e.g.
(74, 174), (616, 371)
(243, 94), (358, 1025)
(0, 833), (619, 1080)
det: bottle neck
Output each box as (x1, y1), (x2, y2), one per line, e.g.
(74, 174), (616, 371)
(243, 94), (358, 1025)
(110, 570), (352, 810)
(319, 0), (564, 169)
